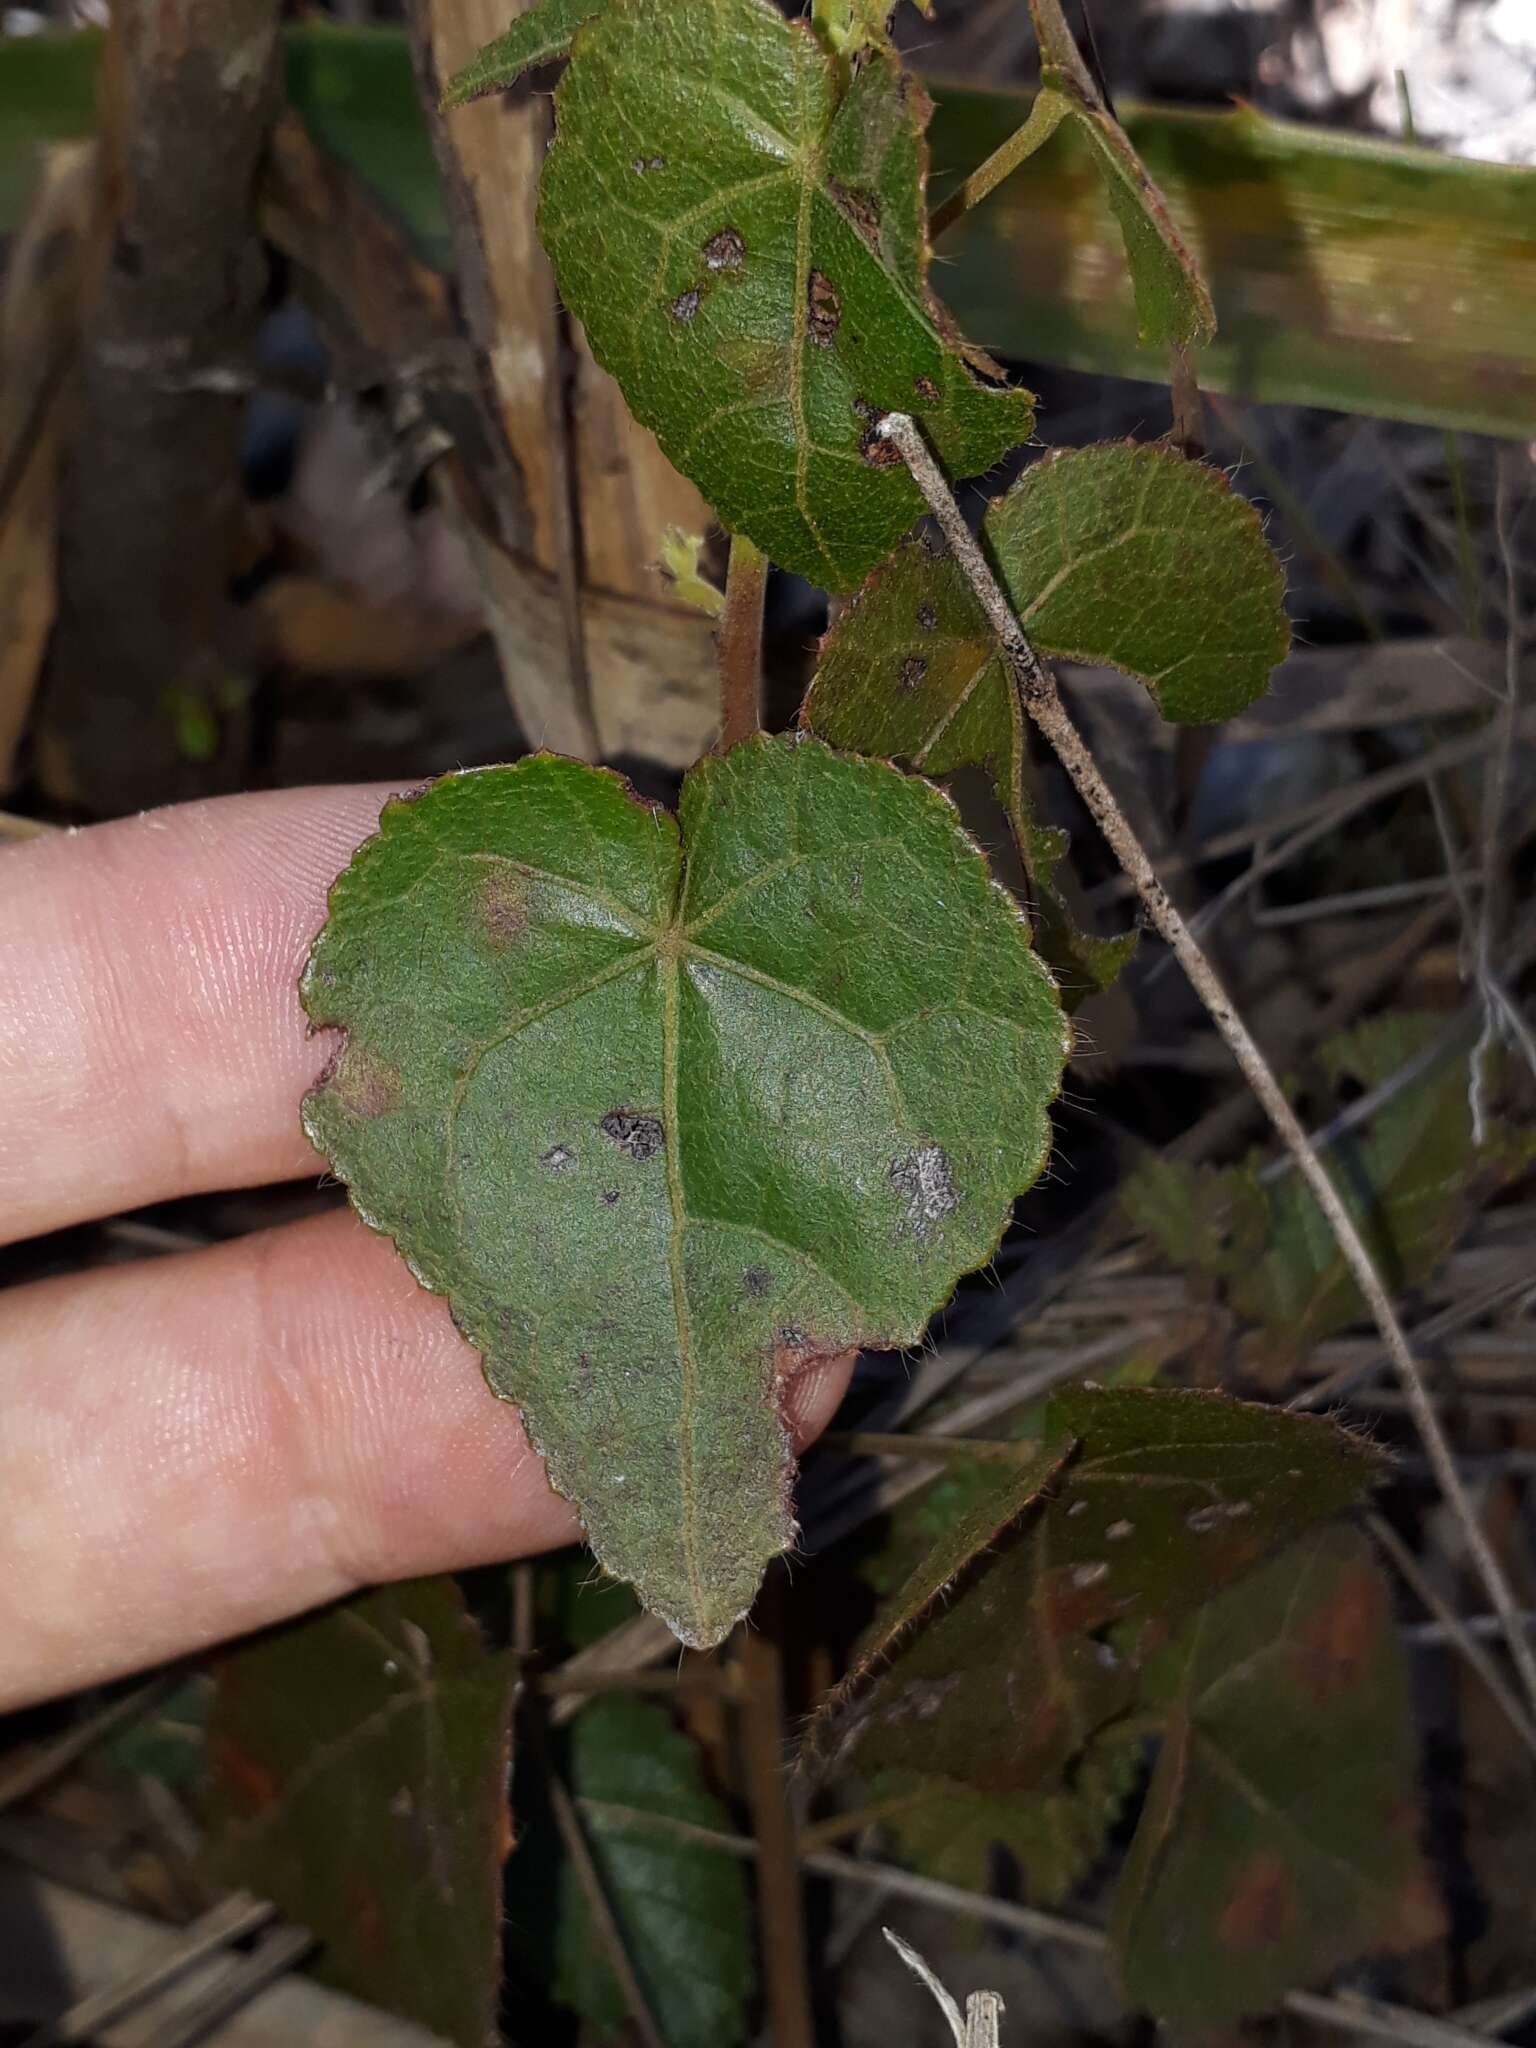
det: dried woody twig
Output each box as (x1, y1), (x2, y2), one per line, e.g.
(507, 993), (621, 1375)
(875, 409), (1536, 1726)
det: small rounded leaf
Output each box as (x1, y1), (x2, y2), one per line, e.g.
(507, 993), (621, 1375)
(302, 737), (1068, 1647)
(535, 0), (1035, 589)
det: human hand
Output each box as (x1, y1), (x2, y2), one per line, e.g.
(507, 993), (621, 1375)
(0, 786), (853, 1709)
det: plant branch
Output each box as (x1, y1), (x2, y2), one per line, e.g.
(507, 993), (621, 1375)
(929, 88), (1068, 238)
(717, 532), (768, 751)
(876, 407), (1536, 1727)
(737, 1578), (815, 2048)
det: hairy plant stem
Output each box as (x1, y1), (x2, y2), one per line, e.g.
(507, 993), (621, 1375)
(877, 407), (1536, 1726)
(717, 531), (768, 751)
(928, 88), (1068, 238)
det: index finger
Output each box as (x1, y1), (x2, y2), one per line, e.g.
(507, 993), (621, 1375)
(0, 784), (397, 1244)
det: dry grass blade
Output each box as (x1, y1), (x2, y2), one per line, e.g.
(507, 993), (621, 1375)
(548, 1770), (669, 2048)
(24, 1892), (277, 2048)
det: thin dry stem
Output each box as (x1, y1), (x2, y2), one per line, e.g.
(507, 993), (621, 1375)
(717, 531), (768, 751)
(876, 408), (1536, 1726)
(1367, 1510), (1536, 1762)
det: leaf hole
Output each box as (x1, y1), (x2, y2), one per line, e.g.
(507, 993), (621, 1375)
(599, 1109), (665, 1161)
(702, 226), (745, 271)
(807, 270), (842, 347)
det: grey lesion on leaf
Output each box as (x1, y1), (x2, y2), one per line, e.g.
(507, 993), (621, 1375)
(913, 374), (940, 402)
(702, 225), (745, 271)
(898, 655), (928, 691)
(632, 153), (666, 173)
(541, 1143), (577, 1172)
(916, 602), (937, 631)
(599, 1108), (666, 1161)
(668, 286), (702, 324)
(742, 1266), (774, 1297)
(889, 1144), (961, 1240)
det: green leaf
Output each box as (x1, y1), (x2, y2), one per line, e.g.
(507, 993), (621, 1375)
(815, 1389), (1382, 1852)
(442, 0), (609, 105)
(1114, 1525), (1442, 2024)
(535, 1697), (755, 2047)
(870, 1723), (1142, 1904)
(1026, 0), (1215, 350)
(207, 1577), (518, 2048)
(303, 736), (1068, 1648)
(804, 440), (1287, 995)
(808, 1438), (1068, 1768)
(534, 0), (1034, 589)
(1126, 1014), (1536, 1362)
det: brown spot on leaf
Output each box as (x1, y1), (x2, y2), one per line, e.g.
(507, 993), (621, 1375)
(703, 226), (745, 270)
(743, 1266), (773, 1297)
(1219, 1851), (1299, 1949)
(669, 286), (702, 324)
(600, 1189), (621, 1207)
(210, 1735), (278, 1815)
(807, 270), (842, 347)
(329, 1043), (401, 1120)
(898, 655), (928, 691)
(860, 424), (901, 468)
(599, 1109), (665, 1161)
(477, 863), (530, 946)
(1291, 1560), (1381, 1700)
(349, 1882), (390, 1958)
(829, 176), (881, 251)
(913, 374), (940, 402)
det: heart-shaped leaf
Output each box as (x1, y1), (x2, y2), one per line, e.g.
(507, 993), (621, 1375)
(803, 440), (1287, 994)
(811, 1387), (1382, 1817)
(1114, 1525), (1442, 2024)
(302, 736), (1067, 1647)
(531, 0), (1034, 588)
(207, 1577), (518, 2048)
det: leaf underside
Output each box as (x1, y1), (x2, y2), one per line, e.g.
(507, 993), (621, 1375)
(302, 736), (1068, 1648)
(534, 0), (1034, 589)
(1115, 1525), (1442, 2024)
(207, 1578), (518, 2048)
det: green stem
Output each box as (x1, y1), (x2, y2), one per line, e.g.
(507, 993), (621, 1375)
(929, 88), (1069, 238)
(716, 532), (768, 751)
